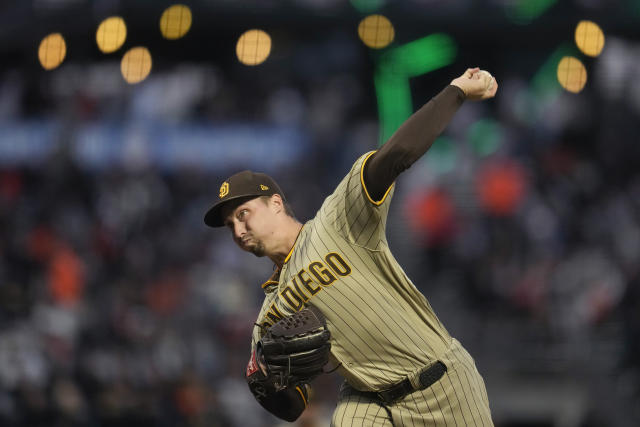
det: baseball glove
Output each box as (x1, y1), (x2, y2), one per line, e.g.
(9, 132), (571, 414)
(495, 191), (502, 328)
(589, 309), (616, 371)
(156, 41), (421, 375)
(251, 306), (331, 394)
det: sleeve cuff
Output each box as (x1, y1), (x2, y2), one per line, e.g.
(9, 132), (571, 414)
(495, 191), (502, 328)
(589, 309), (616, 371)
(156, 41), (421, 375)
(360, 151), (394, 206)
(447, 84), (467, 103)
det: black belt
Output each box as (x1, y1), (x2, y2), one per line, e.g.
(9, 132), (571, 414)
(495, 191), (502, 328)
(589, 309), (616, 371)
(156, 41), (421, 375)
(371, 361), (447, 405)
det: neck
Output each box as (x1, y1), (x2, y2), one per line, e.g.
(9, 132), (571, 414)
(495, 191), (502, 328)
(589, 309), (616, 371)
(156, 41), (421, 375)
(269, 219), (303, 268)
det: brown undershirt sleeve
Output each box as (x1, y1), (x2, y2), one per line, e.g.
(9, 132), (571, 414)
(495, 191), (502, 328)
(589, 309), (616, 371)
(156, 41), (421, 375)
(363, 84), (466, 201)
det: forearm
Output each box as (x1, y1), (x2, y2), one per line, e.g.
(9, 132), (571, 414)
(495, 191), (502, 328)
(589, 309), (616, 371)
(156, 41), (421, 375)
(247, 347), (308, 421)
(364, 85), (465, 200)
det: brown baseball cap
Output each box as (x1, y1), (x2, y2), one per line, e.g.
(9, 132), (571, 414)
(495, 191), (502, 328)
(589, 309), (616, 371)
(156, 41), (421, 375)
(204, 170), (285, 227)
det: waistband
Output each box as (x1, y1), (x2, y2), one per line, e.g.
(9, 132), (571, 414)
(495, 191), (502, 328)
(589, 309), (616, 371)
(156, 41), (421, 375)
(364, 360), (447, 405)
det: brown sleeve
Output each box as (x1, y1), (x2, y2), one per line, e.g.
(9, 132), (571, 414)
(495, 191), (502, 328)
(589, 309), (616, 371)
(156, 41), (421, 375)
(364, 85), (465, 201)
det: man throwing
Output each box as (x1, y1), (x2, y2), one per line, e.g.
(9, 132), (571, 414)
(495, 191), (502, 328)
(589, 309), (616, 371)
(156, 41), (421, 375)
(204, 67), (498, 426)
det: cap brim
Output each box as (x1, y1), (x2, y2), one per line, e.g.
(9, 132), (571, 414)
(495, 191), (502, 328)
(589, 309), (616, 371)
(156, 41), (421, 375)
(204, 194), (259, 228)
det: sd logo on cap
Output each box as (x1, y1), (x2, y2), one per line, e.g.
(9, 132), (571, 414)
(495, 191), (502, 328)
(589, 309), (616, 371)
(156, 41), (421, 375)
(219, 182), (229, 198)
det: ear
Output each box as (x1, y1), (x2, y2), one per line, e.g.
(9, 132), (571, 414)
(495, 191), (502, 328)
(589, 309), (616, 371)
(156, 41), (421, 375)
(269, 194), (284, 213)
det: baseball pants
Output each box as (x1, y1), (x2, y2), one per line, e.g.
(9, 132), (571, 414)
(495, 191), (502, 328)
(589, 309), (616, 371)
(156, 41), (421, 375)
(330, 338), (493, 426)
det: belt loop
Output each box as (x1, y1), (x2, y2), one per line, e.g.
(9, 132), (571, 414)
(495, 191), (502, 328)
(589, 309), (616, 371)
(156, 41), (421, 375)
(407, 369), (423, 391)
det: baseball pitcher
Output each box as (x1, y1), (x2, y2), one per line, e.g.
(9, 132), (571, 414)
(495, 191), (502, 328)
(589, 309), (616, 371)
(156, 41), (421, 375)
(204, 68), (498, 425)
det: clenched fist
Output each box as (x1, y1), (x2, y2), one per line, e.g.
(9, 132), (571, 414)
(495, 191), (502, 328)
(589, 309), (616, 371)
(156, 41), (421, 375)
(450, 67), (498, 101)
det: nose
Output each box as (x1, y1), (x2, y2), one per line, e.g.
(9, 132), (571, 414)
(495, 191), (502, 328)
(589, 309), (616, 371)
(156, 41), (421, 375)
(233, 220), (246, 241)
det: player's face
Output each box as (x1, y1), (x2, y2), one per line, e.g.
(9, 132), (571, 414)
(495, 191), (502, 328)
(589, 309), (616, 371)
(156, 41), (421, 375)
(222, 197), (276, 257)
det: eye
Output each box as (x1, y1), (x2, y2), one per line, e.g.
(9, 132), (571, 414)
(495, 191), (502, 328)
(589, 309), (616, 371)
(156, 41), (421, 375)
(237, 209), (248, 220)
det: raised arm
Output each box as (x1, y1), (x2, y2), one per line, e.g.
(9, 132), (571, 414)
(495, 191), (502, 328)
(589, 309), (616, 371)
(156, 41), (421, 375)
(364, 67), (498, 201)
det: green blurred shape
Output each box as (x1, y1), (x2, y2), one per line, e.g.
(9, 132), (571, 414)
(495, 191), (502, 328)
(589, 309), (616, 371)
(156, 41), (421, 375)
(350, 0), (385, 13)
(375, 34), (457, 144)
(467, 119), (503, 157)
(505, 0), (557, 24)
(631, 0), (640, 17)
(374, 69), (412, 147)
(380, 33), (457, 77)
(531, 43), (576, 95)
(424, 136), (456, 174)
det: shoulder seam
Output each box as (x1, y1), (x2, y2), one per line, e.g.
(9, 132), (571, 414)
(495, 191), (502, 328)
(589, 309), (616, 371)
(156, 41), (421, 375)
(359, 151), (394, 206)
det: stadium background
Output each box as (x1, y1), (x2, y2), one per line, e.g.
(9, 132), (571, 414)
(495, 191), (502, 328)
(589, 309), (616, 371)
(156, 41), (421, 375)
(1, 0), (639, 426)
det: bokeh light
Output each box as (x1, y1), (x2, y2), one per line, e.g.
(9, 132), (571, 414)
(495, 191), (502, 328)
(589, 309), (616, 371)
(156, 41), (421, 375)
(236, 29), (272, 66)
(477, 161), (527, 216)
(96, 16), (127, 53)
(38, 33), (66, 70)
(358, 15), (394, 49)
(159, 4), (192, 40)
(424, 137), (456, 175)
(468, 118), (503, 157)
(575, 20), (605, 57)
(120, 47), (152, 84)
(504, 0), (557, 25)
(406, 188), (457, 246)
(557, 56), (587, 93)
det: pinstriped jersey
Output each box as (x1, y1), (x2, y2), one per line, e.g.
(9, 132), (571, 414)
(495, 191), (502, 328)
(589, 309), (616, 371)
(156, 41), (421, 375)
(251, 151), (452, 392)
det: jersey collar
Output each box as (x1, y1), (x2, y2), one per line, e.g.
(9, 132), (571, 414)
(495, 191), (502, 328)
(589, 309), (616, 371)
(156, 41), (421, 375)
(262, 225), (304, 293)
(261, 269), (280, 293)
(283, 224), (305, 265)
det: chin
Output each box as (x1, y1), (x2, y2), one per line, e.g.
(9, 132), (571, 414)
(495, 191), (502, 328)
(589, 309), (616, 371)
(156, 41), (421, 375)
(243, 242), (265, 257)
(251, 247), (266, 257)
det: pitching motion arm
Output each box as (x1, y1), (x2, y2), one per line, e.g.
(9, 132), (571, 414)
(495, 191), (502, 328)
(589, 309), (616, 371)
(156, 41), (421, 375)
(364, 68), (497, 202)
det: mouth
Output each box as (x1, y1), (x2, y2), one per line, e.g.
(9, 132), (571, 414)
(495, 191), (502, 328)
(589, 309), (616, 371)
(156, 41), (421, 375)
(240, 236), (265, 257)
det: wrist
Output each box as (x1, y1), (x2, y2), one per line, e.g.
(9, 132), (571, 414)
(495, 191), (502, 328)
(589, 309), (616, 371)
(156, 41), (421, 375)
(448, 84), (467, 100)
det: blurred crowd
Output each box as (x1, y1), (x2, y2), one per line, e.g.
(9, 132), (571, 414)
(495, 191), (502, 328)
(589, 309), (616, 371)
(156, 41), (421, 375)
(2, 16), (640, 427)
